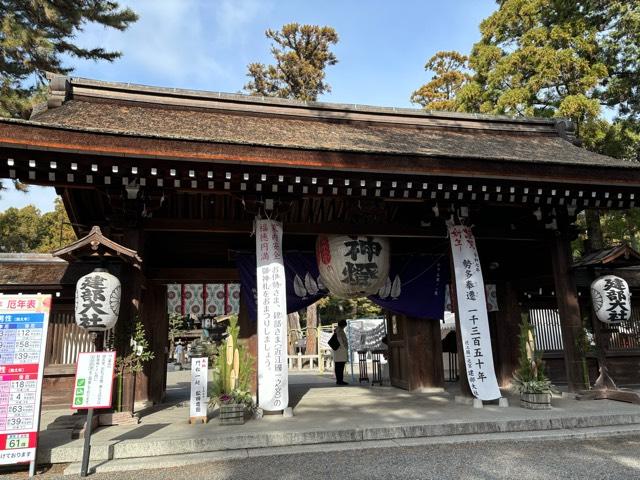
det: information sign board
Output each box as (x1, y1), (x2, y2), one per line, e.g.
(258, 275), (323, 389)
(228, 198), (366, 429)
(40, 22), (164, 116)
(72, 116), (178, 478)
(0, 294), (51, 465)
(189, 357), (208, 420)
(71, 352), (116, 410)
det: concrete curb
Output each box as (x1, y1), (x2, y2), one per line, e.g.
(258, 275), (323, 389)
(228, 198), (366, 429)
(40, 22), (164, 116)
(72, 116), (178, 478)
(41, 412), (640, 464)
(63, 423), (640, 475)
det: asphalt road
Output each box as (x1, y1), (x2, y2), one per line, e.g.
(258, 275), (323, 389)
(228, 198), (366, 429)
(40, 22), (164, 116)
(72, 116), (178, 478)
(4, 434), (640, 479)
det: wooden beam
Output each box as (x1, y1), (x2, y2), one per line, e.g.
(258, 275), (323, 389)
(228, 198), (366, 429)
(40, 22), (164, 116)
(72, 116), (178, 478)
(146, 267), (239, 283)
(143, 218), (547, 241)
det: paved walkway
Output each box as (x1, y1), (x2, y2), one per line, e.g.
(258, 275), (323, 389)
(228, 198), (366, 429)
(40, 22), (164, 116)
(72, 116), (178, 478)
(33, 370), (640, 474)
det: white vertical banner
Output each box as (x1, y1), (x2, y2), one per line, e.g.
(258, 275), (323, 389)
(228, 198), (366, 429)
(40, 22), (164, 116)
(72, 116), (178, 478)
(448, 225), (501, 401)
(256, 218), (289, 411)
(190, 357), (208, 419)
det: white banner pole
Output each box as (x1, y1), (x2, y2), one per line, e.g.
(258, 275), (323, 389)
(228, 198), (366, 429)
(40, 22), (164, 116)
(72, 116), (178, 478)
(448, 225), (501, 401)
(256, 219), (289, 411)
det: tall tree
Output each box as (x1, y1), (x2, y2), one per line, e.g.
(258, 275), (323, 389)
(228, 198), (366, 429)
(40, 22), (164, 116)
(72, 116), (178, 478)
(0, 0), (137, 119)
(414, 0), (640, 251)
(411, 51), (471, 111)
(0, 0), (136, 194)
(0, 197), (76, 253)
(244, 23), (338, 102)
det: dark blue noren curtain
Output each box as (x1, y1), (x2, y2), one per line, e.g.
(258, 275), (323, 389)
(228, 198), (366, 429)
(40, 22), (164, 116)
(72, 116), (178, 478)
(368, 255), (448, 320)
(237, 253), (449, 322)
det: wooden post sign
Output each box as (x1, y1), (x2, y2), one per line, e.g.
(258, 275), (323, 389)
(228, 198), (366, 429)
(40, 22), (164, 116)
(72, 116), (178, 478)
(256, 218), (289, 412)
(189, 357), (208, 424)
(71, 351), (115, 477)
(0, 294), (51, 476)
(448, 226), (501, 401)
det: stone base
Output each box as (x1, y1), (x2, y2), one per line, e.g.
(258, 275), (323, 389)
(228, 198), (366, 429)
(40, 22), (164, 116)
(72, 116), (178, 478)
(98, 412), (140, 426)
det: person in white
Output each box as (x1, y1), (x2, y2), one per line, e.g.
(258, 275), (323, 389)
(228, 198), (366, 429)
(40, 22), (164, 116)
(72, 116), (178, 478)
(174, 342), (184, 364)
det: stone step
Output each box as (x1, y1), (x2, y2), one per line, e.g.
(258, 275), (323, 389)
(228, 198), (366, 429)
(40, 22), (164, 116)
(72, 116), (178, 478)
(39, 412), (640, 464)
(62, 423), (640, 476)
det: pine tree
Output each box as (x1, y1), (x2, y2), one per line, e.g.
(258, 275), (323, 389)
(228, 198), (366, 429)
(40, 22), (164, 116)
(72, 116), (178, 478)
(244, 23), (338, 102)
(0, 0), (137, 119)
(411, 51), (471, 111)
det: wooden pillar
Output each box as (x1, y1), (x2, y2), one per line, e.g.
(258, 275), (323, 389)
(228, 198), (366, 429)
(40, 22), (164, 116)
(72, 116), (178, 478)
(494, 282), (522, 387)
(550, 233), (588, 392)
(306, 303), (318, 355)
(116, 262), (145, 412)
(141, 281), (168, 404)
(237, 293), (257, 395)
(118, 229), (153, 407)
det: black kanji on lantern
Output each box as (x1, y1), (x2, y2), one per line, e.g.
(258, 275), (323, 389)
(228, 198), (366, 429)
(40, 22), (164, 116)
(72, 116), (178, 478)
(344, 237), (383, 262)
(603, 277), (628, 323)
(341, 262), (379, 286)
(78, 275), (108, 329)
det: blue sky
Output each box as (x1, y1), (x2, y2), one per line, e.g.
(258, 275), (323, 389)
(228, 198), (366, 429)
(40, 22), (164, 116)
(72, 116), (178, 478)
(1, 0), (496, 213)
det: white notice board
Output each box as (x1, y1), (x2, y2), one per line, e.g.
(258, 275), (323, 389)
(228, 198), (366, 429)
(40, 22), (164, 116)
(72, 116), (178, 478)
(71, 351), (116, 409)
(190, 357), (208, 418)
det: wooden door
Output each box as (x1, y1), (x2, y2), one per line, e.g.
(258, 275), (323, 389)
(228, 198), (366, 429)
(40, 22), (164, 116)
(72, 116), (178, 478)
(386, 312), (444, 391)
(387, 313), (409, 389)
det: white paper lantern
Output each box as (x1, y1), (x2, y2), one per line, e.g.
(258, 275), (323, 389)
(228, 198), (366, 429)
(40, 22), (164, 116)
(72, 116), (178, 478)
(316, 235), (390, 298)
(591, 275), (631, 324)
(75, 268), (121, 331)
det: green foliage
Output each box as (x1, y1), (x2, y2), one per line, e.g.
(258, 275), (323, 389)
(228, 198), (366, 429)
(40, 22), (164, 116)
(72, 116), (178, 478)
(574, 208), (640, 255)
(411, 51), (471, 111)
(0, 0), (137, 118)
(416, 1), (640, 133)
(316, 296), (382, 325)
(116, 319), (155, 375)
(244, 23), (338, 101)
(210, 315), (255, 408)
(415, 1), (640, 246)
(512, 316), (554, 394)
(0, 197), (76, 252)
(167, 312), (184, 359)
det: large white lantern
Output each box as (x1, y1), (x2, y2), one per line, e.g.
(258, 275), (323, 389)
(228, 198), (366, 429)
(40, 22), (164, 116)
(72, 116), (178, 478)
(75, 268), (121, 331)
(591, 275), (631, 324)
(316, 235), (390, 298)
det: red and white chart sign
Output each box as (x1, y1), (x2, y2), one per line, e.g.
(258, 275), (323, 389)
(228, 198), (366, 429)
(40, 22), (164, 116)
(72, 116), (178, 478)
(0, 294), (51, 465)
(71, 352), (116, 410)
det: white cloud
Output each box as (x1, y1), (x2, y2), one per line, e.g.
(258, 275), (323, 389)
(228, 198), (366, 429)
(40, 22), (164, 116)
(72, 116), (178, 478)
(68, 0), (272, 88)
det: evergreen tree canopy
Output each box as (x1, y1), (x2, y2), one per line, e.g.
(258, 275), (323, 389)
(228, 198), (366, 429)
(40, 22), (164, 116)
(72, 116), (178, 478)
(411, 51), (471, 111)
(411, 0), (640, 252)
(244, 23), (338, 102)
(0, 0), (137, 118)
(0, 197), (76, 252)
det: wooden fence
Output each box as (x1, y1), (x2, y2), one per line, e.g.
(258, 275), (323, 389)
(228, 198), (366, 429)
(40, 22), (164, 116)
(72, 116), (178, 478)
(528, 308), (564, 352)
(528, 306), (640, 353)
(44, 306), (96, 366)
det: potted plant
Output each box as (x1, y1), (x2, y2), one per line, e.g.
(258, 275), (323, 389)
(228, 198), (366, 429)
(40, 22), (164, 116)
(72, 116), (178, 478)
(512, 317), (555, 409)
(209, 315), (255, 424)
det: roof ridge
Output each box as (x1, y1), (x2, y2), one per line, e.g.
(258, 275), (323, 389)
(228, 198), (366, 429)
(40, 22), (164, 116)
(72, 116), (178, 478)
(56, 75), (563, 129)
